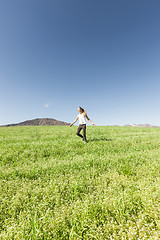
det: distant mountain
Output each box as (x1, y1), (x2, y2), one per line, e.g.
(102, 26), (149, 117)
(124, 124), (160, 128)
(0, 118), (70, 127)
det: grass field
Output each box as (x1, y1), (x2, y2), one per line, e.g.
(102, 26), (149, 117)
(0, 126), (160, 239)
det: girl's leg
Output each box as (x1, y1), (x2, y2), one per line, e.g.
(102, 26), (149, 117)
(76, 125), (83, 139)
(82, 125), (86, 141)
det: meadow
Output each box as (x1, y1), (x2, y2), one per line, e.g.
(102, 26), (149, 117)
(0, 126), (160, 239)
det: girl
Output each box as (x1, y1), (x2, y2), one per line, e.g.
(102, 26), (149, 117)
(69, 107), (95, 143)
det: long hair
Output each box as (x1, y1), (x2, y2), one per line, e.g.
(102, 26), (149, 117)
(79, 107), (84, 113)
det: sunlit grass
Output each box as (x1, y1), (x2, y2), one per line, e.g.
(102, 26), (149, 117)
(0, 126), (160, 239)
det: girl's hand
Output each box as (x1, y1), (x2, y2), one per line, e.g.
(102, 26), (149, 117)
(92, 123), (95, 126)
(69, 124), (73, 127)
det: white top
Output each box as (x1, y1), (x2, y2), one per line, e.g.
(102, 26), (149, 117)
(78, 113), (86, 124)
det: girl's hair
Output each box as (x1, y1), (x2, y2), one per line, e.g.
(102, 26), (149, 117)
(79, 107), (84, 113)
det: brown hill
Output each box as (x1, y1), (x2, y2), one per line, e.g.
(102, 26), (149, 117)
(0, 118), (70, 127)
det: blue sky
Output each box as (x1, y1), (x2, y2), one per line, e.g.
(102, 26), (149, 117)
(0, 0), (160, 126)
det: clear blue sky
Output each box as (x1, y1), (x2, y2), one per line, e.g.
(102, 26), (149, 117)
(0, 0), (160, 126)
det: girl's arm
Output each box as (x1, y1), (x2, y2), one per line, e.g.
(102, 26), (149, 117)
(86, 115), (95, 126)
(69, 116), (79, 127)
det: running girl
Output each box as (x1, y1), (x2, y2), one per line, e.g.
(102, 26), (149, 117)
(69, 107), (95, 142)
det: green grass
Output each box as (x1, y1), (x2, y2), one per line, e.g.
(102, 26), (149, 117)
(0, 126), (160, 239)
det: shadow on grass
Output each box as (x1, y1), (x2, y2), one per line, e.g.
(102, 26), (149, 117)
(88, 137), (113, 142)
